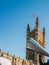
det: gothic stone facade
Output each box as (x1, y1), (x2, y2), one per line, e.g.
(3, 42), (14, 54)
(26, 17), (46, 65)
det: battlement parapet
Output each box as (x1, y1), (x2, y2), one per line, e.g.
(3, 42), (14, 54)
(0, 49), (12, 60)
(0, 50), (34, 65)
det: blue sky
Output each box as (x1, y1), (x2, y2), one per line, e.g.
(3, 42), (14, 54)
(0, 0), (49, 60)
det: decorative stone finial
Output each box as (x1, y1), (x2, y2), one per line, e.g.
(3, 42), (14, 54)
(36, 17), (39, 29)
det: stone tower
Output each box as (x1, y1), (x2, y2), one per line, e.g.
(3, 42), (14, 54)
(26, 17), (46, 65)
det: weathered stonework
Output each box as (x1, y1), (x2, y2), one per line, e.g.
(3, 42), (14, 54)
(26, 17), (46, 65)
(0, 50), (34, 65)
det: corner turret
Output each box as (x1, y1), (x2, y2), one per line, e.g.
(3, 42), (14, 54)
(36, 17), (39, 30)
(27, 24), (30, 41)
(43, 27), (46, 48)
